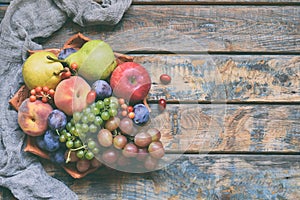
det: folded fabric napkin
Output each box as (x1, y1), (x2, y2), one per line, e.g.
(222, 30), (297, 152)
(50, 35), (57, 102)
(0, 0), (131, 199)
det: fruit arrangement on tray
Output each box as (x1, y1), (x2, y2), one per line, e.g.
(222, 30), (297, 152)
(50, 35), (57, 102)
(9, 33), (167, 178)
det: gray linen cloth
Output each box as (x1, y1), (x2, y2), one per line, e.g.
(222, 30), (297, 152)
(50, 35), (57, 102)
(0, 0), (131, 199)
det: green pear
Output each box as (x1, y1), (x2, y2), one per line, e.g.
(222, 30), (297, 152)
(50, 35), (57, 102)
(22, 51), (64, 90)
(65, 40), (117, 82)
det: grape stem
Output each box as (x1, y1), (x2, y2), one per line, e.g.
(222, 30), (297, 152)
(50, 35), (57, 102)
(65, 145), (87, 163)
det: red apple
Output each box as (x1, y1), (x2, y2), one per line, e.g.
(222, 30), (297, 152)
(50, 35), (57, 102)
(54, 76), (91, 116)
(18, 99), (53, 136)
(110, 62), (151, 103)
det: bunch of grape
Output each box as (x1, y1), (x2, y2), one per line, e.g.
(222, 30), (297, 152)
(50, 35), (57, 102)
(59, 97), (119, 161)
(58, 96), (165, 172)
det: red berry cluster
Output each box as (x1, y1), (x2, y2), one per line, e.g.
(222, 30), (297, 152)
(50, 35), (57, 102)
(29, 86), (55, 103)
(118, 98), (135, 119)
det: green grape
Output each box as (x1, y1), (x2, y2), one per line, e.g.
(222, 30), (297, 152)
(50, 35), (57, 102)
(104, 98), (111, 106)
(81, 123), (89, 133)
(74, 139), (82, 148)
(76, 150), (85, 159)
(92, 107), (100, 115)
(89, 103), (96, 110)
(64, 132), (72, 140)
(92, 147), (100, 154)
(96, 100), (104, 110)
(108, 108), (118, 117)
(70, 118), (76, 125)
(89, 124), (98, 133)
(94, 116), (103, 127)
(75, 123), (82, 130)
(66, 140), (74, 148)
(109, 102), (119, 110)
(87, 113), (96, 122)
(110, 96), (119, 106)
(83, 107), (91, 115)
(66, 122), (72, 131)
(73, 112), (82, 122)
(87, 140), (96, 149)
(69, 126), (76, 135)
(85, 151), (94, 160)
(60, 129), (67, 135)
(74, 128), (81, 137)
(59, 134), (67, 143)
(101, 111), (110, 121)
(81, 115), (89, 124)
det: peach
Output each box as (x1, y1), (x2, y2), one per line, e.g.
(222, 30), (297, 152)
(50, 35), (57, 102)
(18, 99), (53, 136)
(54, 76), (91, 116)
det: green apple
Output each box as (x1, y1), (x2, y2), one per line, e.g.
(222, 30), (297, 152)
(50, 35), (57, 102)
(22, 51), (64, 90)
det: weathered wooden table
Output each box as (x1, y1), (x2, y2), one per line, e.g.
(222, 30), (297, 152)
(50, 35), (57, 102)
(1, 0), (300, 199)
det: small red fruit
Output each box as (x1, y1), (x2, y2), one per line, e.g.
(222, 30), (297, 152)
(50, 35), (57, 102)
(42, 86), (49, 93)
(86, 90), (97, 105)
(118, 98), (125, 105)
(128, 112), (135, 119)
(48, 89), (55, 97)
(71, 63), (78, 70)
(158, 98), (166, 111)
(160, 74), (171, 85)
(127, 106), (134, 113)
(30, 89), (36, 96)
(29, 95), (36, 102)
(35, 86), (42, 94)
(41, 96), (48, 103)
(61, 68), (71, 79)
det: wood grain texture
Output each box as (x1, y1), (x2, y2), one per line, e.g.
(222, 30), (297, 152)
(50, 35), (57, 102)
(1, 0), (300, 5)
(148, 104), (300, 153)
(0, 155), (298, 199)
(1, 155), (294, 200)
(133, 0), (300, 4)
(36, 5), (300, 53)
(134, 55), (300, 102)
(1, 5), (299, 53)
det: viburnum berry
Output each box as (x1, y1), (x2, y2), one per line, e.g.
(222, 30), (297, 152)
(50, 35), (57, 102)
(127, 106), (134, 113)
(48, 89), (55, 97)
(35, 86), (42, 94)
(70, 63), (78, 70)
(41, 96), (48, 103)
(128, 112), (135, 119)
(29, 95), (36, 102)
(158, 98), (167, 111)
(118, 98), (125, 105)
(160, 74), (171, 85)
(30, 89), (36, 96)
(42, 86), (49, 93)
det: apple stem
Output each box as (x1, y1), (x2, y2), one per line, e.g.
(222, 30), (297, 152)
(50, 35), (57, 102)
(143, 97), (151, 113)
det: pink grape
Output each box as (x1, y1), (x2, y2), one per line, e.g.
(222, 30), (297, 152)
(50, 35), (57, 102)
(148, 141), (165, 159)
(122, 143), (138, 158)
(97, 129), (113, 147)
